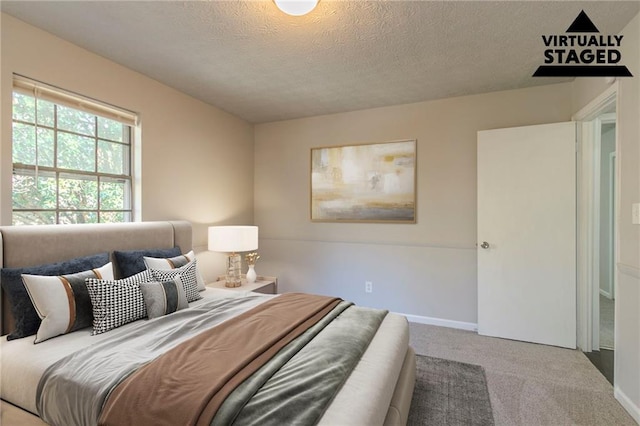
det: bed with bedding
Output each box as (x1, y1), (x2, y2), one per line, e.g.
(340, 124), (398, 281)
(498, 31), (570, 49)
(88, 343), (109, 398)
(0, 221), (415, 426)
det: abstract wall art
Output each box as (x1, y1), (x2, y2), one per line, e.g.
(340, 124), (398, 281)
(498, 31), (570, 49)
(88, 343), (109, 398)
(310, 140), (416, 223)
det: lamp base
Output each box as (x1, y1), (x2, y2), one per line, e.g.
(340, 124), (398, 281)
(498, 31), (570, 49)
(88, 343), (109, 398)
(225, 253), (242, 287)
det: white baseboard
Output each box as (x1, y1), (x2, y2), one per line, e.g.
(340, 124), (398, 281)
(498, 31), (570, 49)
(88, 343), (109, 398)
(396, 312), (478, 332)
(615, 387), (640, 425)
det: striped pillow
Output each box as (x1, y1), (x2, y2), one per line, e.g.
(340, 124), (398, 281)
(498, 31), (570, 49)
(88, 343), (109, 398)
(22, 263), (114, 343)
(139, 277), (188, 319)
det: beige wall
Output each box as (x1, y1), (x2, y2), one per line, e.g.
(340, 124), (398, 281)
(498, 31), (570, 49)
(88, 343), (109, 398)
(616, 13), (640, 271)
(254, 83), (573, 323)
(0, 14), (254, 280)
(613, 13), (639, 421)
(614, 12), (639, 422)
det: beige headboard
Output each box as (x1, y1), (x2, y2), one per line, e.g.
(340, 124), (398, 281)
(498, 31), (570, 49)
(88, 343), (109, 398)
(0, 220), (192, 335)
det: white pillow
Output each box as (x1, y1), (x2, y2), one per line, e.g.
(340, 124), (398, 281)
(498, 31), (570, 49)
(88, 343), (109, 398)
(143, 250), (206, 291)
(22, 262), (114, 343)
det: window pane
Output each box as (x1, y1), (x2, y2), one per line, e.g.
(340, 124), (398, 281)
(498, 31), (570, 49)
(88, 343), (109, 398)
(57, 105), (95, 136)
(36, 99), (55, 127)
(12, 122), (35, 164)
(59, 174), (98, 209)
(59, 211), (98, 224)
(13, 124), (55, 167)
(12, 170), (57, 209)
(100, 178), (128, 209)
(100, 211), (130, 223)
(12, 211), (56, 226)
(98, 141), (128, 175)
(12, 92), (35, 123)
(58, 132), (95, 172)
(36, 128), (55, 167)
(98, 117), (125, 143)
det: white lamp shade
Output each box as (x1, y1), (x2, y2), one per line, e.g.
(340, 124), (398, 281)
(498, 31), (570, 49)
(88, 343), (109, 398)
(208, 226), (258, 253)
(274, 0), (318, 16)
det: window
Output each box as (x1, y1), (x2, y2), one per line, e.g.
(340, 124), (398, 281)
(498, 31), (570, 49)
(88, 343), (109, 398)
(11, 76), (137, 225)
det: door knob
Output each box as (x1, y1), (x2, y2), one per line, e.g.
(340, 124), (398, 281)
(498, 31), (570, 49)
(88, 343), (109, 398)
(480, 241), (490, 249)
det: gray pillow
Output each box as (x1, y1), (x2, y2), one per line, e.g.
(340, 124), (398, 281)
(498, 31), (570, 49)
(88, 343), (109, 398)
(1, 252), (110, 340)
(140, 277), (188, 319)
(113, 247), (181, 278)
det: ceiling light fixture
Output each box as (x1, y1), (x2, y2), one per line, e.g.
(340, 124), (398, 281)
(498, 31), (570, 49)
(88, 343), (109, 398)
(274, 0), (319, 16)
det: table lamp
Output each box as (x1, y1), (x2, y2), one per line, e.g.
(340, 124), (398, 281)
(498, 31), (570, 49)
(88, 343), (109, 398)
(208, 226), (258, 287)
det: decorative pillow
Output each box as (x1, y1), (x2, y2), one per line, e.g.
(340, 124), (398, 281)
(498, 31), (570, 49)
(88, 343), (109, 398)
(113, 247), (182, 278)
(143, 250), (206, 291)
(1, 252), (110, 340)
(139, 277), (188, 319)
(22, 263), (114, 343)
(85, 269), (153, 335)
(149, 260), (202, 303)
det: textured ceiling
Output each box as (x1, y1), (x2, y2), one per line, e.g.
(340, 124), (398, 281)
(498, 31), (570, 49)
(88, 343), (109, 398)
(2, 1), (639, 123)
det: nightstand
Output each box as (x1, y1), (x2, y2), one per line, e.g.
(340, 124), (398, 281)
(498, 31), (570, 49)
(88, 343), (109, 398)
(208, 276), (278, 294)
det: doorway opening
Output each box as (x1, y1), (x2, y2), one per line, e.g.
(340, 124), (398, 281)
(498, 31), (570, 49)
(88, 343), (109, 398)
(598, 117), (616, 352)
(574, 84), (618, 386)
(586, 112), (616, 384)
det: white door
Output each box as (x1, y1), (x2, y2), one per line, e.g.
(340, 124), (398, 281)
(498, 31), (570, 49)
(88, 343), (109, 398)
(477, 122), (576, 349)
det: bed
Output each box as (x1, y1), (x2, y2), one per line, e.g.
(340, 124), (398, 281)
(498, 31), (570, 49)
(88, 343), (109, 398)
(0, 221), (415, 426)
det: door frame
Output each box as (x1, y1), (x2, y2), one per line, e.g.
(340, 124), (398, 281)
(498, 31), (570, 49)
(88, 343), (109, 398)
(606, 150), (616, 300)
(598, 141), (616, 300)
(572, 83), (619, 353)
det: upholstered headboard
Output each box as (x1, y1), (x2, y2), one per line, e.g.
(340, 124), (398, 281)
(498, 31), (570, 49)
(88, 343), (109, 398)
(0, 220), (193, 335)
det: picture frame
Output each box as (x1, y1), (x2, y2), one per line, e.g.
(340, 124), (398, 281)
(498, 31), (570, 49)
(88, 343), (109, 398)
(310, 139), (416, 223)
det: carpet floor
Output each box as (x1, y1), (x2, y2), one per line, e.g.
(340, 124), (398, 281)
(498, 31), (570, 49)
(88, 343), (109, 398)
(409, 323), (636, 426)
(408, 355), (494, 426)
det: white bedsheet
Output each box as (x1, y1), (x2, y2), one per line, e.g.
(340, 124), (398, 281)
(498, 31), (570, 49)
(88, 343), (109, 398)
(1, 288), (408, 425)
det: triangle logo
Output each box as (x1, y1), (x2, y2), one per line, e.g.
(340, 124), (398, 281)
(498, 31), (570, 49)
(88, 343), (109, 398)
(534, 10), (633, 77)
(566, 10), (600, 33)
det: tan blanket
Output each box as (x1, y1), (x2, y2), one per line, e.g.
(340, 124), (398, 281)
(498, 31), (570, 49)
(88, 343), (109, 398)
(98, 293), (341, 426)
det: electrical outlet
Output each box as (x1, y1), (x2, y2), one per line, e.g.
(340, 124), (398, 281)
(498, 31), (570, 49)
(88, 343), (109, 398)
(365, 281), (373, 293)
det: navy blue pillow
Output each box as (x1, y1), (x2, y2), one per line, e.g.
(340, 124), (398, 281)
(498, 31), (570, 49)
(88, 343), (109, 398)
(113, 247), (182, 279)
(1, 252), (110, 340)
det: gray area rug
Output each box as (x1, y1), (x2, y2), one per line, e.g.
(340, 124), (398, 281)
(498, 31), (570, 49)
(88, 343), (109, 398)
(408, 355), (494, 426)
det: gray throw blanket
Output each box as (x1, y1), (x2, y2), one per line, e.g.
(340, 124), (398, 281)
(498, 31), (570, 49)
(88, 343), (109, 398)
(213, 303), (388, 426)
